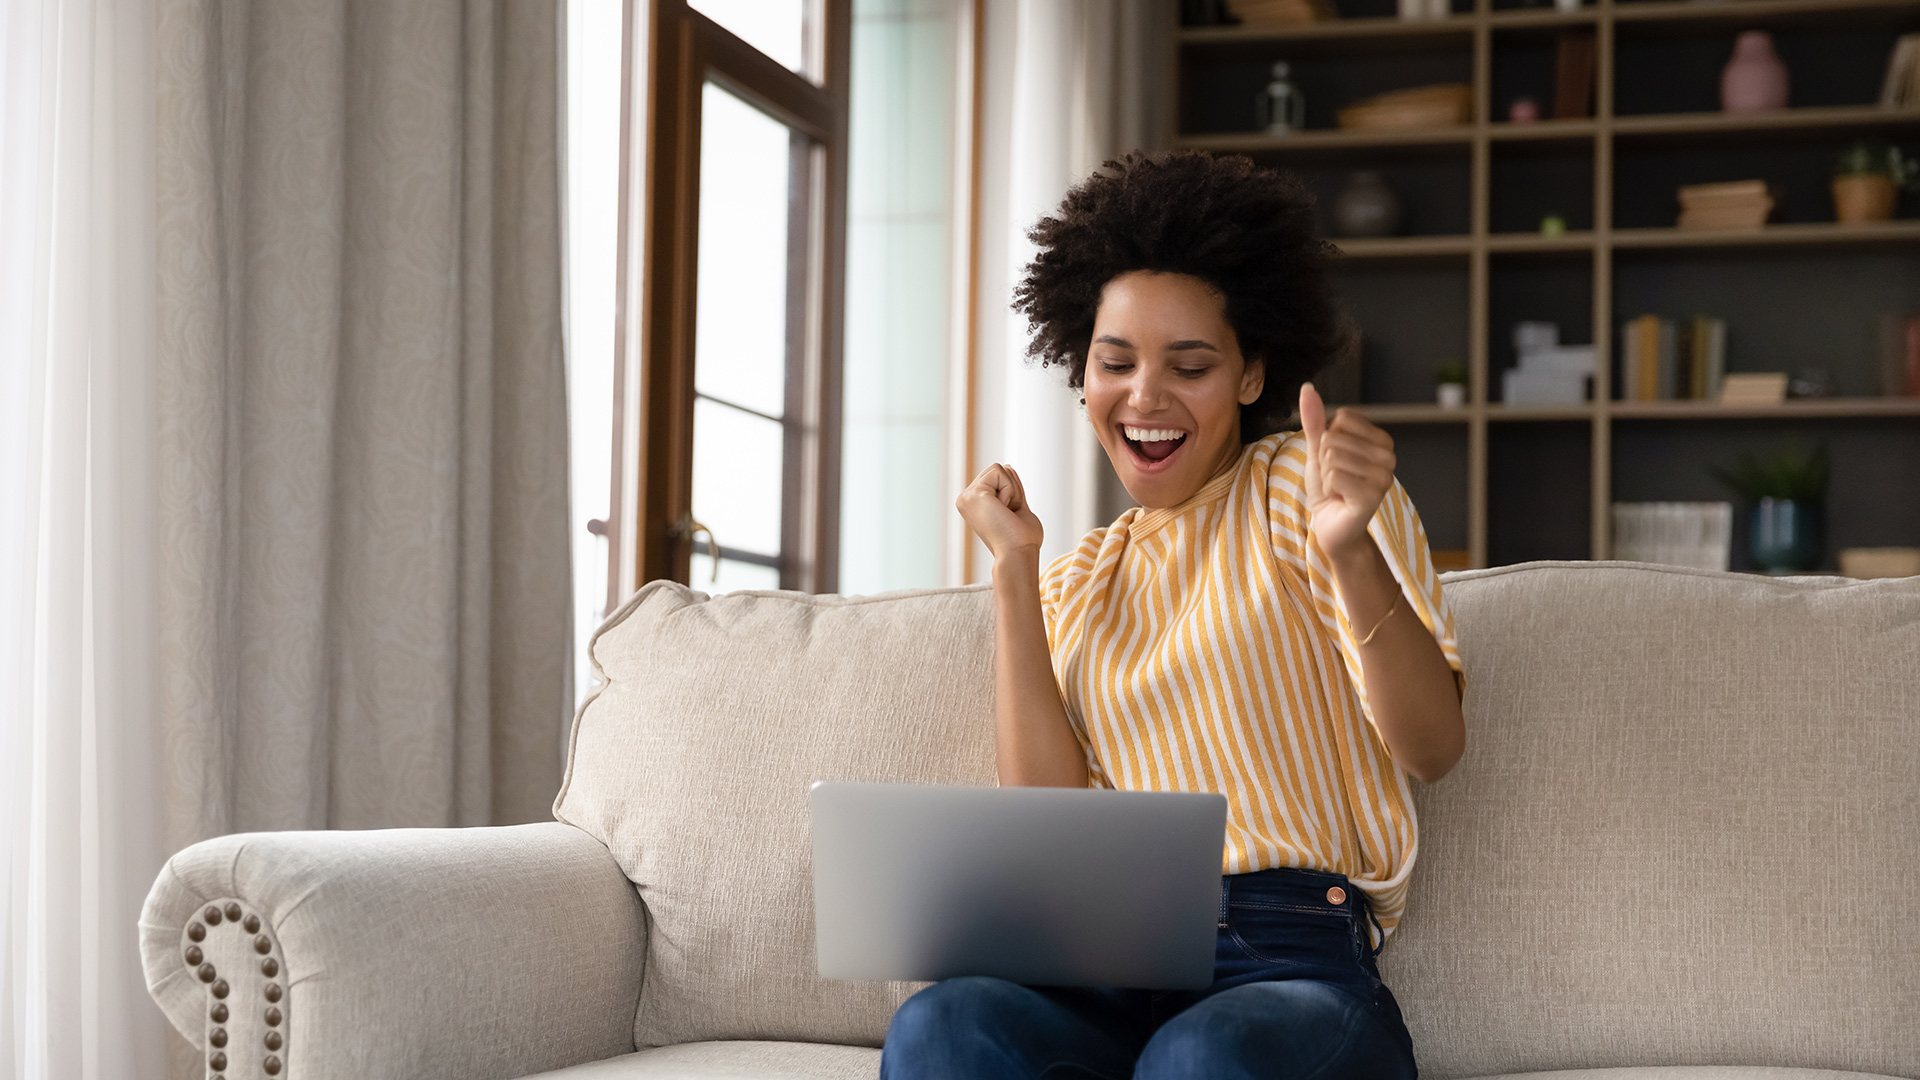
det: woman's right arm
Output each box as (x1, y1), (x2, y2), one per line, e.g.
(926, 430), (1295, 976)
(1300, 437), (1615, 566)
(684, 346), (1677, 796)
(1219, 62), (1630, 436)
(956, 465), (1089, 788)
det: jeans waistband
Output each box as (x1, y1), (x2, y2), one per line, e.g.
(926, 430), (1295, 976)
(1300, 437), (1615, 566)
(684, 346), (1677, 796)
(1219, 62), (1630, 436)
(1217, 867), (1383, 958)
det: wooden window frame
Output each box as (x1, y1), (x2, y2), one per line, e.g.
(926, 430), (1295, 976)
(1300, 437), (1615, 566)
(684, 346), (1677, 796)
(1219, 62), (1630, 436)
(609, 0), (852, 597)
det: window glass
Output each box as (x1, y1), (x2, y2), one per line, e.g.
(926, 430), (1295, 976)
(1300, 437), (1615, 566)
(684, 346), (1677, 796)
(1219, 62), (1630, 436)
(692, 396), (784, 562)
(690, 0), (809, 77)
(838, 0), (960, 594)
(695, 82), (793, 421)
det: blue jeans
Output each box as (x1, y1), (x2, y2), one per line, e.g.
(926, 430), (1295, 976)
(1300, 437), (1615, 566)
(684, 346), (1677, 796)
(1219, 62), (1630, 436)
(880, 867), (1417, 1080)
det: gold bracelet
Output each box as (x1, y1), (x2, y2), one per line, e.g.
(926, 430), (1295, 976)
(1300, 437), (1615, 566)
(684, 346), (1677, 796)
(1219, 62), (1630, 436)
(1355, 590), (1403, 647)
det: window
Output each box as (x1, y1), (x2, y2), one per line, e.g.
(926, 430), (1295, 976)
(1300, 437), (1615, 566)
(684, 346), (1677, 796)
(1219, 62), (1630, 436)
(615, 0), (851, 593)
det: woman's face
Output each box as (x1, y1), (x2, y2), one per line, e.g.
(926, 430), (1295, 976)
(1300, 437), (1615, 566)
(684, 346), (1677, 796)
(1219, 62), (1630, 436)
(1083, 271), (1264, 510)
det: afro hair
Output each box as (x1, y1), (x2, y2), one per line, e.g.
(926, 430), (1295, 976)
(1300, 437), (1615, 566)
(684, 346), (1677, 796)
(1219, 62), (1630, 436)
(1011, 150), (1353, 442)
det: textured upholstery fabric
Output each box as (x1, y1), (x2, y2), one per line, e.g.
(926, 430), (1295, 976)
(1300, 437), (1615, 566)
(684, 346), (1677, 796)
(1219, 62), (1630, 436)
(553, 582), (998, 1049)
(140, 823), (643, 1080)
(519, 1042), (880, 1079)
(1382, 564), (1920, 1080)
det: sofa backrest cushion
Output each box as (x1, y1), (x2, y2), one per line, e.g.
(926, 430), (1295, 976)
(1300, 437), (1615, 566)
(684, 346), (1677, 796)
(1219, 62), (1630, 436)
(1382, 563), (1919, 1079)
(553, 582), (996, 1050)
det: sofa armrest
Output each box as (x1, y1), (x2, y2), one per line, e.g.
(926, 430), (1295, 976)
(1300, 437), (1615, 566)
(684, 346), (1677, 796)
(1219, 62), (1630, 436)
(140, 822), (644, 1080)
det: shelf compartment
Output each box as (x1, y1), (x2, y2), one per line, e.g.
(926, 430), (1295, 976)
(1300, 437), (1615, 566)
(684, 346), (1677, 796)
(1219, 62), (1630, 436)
(1613, 16), (1917, 118)
(1178, 33), (1472, 139)
(1333, 260), (1470, 405)
(1612, 135), (1920, 229)
(1610, 412), (1920, 571)
(1493, 139), (1597, 233)
(1613, 247), (1920, 399)
(1491, 251), (1596, 404)
(1488, 420), (1593, 565)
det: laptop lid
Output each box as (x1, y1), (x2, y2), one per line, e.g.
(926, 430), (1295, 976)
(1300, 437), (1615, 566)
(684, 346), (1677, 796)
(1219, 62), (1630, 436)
(810, 781), (1227, 989)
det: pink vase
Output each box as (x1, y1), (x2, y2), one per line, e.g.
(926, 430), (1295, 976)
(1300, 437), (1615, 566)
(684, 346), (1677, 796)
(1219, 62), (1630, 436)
(1721, 31), (1789, 113)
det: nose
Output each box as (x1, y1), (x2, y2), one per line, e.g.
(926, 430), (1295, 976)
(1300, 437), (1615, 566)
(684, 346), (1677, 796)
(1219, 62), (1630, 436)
(1126, 366), (1170, 414)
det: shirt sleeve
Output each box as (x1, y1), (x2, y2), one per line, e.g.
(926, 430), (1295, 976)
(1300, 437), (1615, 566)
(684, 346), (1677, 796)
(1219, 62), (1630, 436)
(1265, 433), (1465, 714)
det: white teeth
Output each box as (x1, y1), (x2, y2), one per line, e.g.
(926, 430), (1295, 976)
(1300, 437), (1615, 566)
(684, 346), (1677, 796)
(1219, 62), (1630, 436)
(1123, 425), (1186, 442)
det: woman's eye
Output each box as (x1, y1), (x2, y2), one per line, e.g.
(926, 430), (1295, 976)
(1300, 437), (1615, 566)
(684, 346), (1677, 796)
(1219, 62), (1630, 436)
(1175, 367), (1209, 379)
(1098, 360), (1131, 373)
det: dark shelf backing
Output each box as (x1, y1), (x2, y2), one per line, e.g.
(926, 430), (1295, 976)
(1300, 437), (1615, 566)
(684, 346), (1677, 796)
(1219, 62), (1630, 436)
(1488, 421), (1594, 564)
(1381, 424), (1472, 552)
(1333, 261), (1472, 404)
(1492, 141), (1597, 232)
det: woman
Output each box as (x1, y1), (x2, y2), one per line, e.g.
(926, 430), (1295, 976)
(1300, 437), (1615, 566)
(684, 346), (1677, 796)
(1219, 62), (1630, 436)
(881, 150), (1465, 1080)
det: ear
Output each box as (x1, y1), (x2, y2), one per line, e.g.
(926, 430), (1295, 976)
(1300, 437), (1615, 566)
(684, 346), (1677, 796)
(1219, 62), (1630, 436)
(1238, 356), (1266, 406)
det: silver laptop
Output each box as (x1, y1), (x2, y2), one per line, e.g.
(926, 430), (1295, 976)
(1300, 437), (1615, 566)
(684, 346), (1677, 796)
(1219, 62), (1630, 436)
(810, 781), (1227, 989)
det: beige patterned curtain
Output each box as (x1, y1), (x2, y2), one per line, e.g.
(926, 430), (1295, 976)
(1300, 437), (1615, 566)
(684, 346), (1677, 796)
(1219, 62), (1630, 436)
(155, 0), (571, 852)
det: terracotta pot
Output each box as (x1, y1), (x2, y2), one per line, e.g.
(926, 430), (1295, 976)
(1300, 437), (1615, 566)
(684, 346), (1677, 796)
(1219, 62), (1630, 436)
(1832, 174), (1897, 223)
(1721, 30), (1788, 114)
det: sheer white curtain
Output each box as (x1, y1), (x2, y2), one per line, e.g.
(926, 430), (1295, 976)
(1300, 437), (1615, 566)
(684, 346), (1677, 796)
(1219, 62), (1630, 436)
(970, 0), (1169, 573)
(1, 0), (169, 1078)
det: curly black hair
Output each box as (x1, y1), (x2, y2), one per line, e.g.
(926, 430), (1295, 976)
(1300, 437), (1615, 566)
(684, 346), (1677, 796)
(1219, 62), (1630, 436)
(1011, 150), (1353, 442)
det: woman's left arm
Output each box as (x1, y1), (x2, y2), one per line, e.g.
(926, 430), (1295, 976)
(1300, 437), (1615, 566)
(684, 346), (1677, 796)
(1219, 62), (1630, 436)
(1299, 384), (1466, 784)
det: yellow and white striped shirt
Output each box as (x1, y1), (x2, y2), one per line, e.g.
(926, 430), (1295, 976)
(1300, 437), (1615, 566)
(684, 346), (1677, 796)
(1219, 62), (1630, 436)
(1039, 430), (1462, 938)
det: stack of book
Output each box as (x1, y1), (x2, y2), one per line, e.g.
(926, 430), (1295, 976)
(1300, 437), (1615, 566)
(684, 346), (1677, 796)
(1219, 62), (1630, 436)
(1620, 314), (1727, 401)
(1611, 502), (1733, 571)
(1676, 180), (1773, 230)
(1882, 34), (1920, 108)
(1503, 321), (1594, 405)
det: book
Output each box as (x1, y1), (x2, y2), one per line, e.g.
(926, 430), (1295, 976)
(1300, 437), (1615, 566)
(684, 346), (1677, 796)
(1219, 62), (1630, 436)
(1881, 34), (1920, 108)
(1719, 372), (1788, 406)
(1553, 32), (1596, 120)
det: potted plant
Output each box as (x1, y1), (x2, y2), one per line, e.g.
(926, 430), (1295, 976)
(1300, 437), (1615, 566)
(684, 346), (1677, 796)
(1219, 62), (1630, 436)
(1832, 142), (1919, 224)
(1709, 442), (1828, 573)
(1435, 360), (1468, 409)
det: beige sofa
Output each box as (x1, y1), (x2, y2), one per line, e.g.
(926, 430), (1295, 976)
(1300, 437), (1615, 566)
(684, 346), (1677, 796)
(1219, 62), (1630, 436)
(140, 562), (1920, 1080)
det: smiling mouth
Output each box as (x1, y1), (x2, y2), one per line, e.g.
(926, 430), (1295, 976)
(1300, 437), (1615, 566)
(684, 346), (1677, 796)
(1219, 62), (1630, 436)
(1122, 424), (1188, 466)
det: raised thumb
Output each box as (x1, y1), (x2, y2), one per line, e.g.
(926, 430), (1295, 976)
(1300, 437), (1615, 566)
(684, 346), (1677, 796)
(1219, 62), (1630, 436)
(1299, 382), (1326, 454)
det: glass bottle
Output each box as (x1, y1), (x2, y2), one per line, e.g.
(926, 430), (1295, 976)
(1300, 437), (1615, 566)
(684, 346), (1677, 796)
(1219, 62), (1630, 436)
(1256, 62), (1305, 136)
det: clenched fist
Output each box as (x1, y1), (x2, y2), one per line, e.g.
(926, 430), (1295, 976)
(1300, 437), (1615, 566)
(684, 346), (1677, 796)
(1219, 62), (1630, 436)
(1299, 382), (1396, 561)
(956, 463), (1044, 561)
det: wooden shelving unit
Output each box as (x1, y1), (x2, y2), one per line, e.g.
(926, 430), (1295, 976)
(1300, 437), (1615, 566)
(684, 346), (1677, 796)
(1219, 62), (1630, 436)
(1175, 0), (1920, 570)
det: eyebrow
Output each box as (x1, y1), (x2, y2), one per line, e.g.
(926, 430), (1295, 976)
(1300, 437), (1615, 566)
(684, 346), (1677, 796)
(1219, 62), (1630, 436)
(1092, 335), (1221, 353)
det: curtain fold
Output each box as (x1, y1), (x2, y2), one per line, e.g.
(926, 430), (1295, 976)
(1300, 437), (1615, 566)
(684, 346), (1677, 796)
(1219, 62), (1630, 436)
(971, 0), (1168, 572)
(156, 0), (571, 849)
(2, 0), (167, 1076)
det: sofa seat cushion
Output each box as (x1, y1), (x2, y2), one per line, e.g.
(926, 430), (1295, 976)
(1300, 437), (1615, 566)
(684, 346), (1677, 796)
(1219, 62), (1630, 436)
(519, 1042), (879, 1079)
(554, 583), (997, 1049)
(1472, 1070), (1906, 1080)
(1466, 1060), (1904, 1068)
